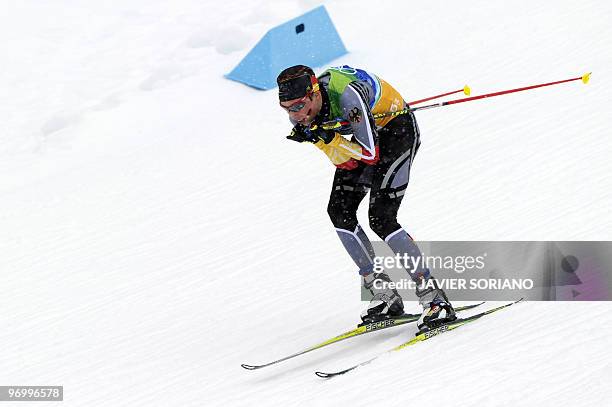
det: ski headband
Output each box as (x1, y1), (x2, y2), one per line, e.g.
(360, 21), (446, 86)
(278, 74), (319, 102)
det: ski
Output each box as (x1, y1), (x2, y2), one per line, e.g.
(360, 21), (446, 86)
(241, 302), (483, 371)
(315, 299), (523, 378)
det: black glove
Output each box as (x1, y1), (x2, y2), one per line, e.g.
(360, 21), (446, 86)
(286, 124), (318, 143)
(309, 126), (335, 144)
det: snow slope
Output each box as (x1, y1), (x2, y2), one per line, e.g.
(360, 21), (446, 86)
(1, 0), (611, 406)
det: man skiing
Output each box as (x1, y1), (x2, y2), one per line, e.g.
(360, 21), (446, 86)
(277, 64), (455, 331)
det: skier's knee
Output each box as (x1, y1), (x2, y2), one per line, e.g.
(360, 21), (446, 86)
(368, 209), (400, 240)
(328, 200), (357, 230)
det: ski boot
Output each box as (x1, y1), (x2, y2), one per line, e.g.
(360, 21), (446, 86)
(360, 272), (405, 325)
(416, 277), (456, 333)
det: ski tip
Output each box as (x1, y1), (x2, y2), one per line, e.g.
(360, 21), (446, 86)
(463, 85), (471, 95)
(241, 363), (260, 370)
(316, 367), (356, 378)
(315, 371), (333, 378)
(581, 72), (591, 84)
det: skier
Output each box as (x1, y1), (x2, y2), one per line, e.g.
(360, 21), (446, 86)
(277, 64), (455, 331)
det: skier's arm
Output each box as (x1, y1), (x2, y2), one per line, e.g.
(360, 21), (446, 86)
(286, 125), (364, 169)
(312, 131), (379, 166)
(310, 81), (379, 168)
(312, 140), (357, 170)
(285, 80), (379, 168)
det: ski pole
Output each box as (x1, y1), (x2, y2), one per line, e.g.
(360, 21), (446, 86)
(410, 72), (591, 113)
(408, 85), (471, 105)
(315, 72), (590, 131)
(314, 86), (471, 131)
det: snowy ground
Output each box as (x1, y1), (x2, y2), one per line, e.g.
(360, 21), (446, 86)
(1, 0), (611, 406)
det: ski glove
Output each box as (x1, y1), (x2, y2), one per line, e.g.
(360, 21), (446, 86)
(286, 124), (318, 143)
(308, 127), (335, 144)
(286, 125), (335, 144)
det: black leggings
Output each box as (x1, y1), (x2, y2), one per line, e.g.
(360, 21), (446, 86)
(327, 112), (420, 240)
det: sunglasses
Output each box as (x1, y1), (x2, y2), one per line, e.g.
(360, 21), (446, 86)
(280, 93), (312, 112)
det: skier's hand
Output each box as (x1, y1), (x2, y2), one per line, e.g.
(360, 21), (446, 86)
(309, 127), (336, 144)
(286, 124), (318, 143)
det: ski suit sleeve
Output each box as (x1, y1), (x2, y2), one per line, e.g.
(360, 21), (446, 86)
(313, 136), (371, 170)
(336, 81), (378, 162)
(312, 81), (379, 169)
